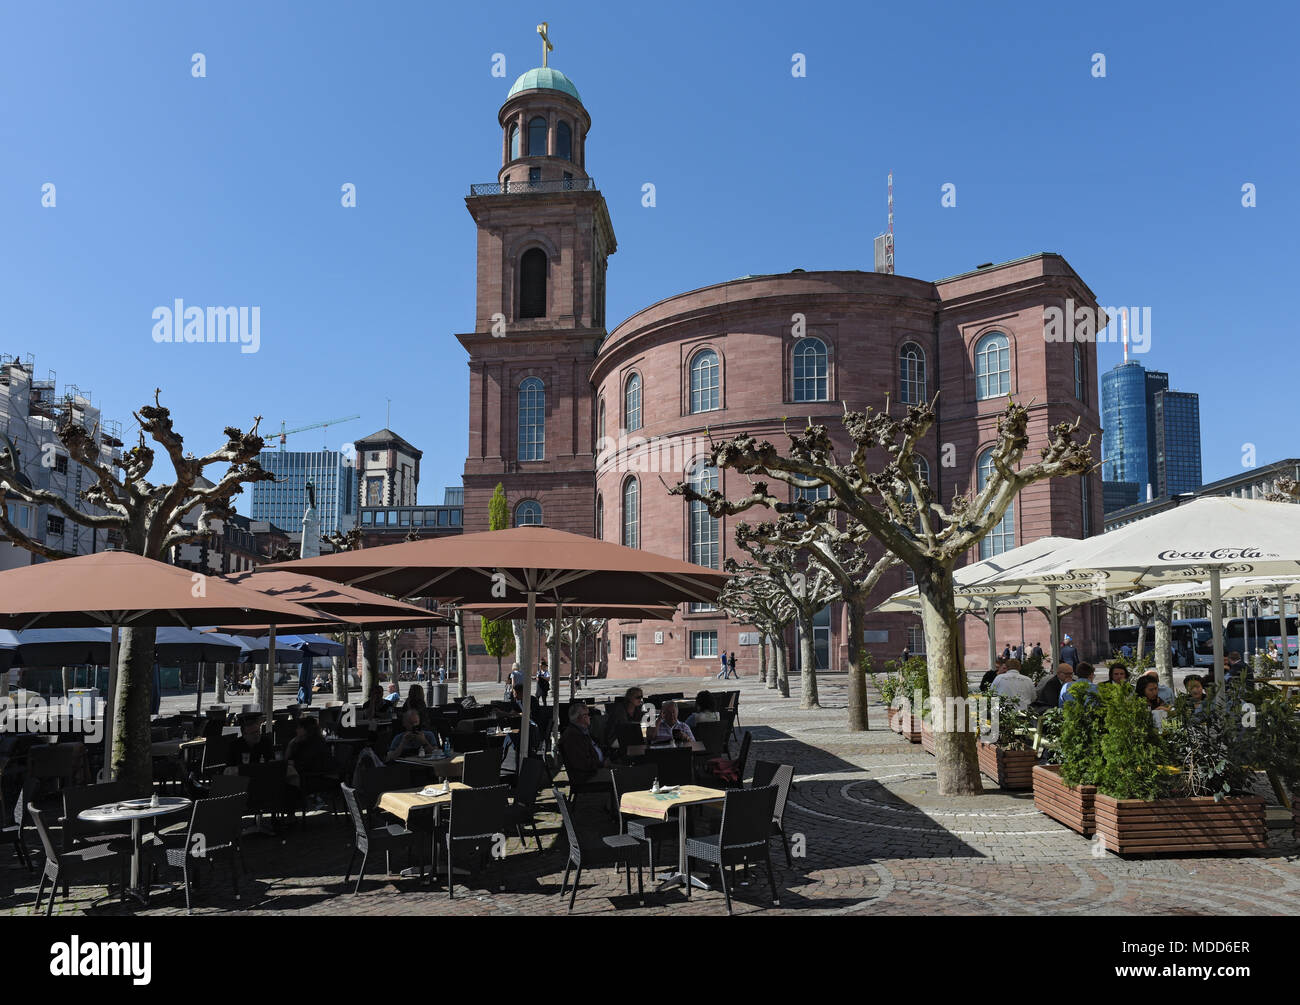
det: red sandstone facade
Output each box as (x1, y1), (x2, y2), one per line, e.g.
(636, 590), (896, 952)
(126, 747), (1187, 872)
(456, 69), (1105, 682)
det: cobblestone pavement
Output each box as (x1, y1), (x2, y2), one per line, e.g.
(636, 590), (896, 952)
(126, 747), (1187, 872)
(3, 674), (1297, 916)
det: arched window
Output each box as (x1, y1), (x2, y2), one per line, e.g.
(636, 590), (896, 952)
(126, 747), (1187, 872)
(914, 455), (930, 486)
(975, 333), (1011, 400)
(689, 349), (720, 414)
(518, 376), (545, 461)
(508, 123), (519, 161)
(687, 460), (719, 568)
(624, 373), (642, 432)
(621, 477), (639, 548)
(527, 116), (547, 156)
(514, 499), (543, 527)
(520, 248), (547, 319)
(596, 493), (604, 540)
(977, 448), (1015, 558)
(596, 396), (606, 455)
(556, 121), (572, 160)
(899, 342), (927, 404)
(793, 337), (828, 402)
(1074, 343), (1085, 400)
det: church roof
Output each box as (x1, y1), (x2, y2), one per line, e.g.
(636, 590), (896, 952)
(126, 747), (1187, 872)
(507, 66), (581, 102)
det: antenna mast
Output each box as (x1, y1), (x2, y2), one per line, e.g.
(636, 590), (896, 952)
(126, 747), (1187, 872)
(886, 170), (895, 275)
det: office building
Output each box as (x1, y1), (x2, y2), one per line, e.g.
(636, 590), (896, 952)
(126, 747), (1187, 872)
(249, 449), (355, 538)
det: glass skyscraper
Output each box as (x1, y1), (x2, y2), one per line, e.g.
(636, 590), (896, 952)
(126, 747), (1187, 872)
(249, 449), (356, 537)
(1101, 361), (1201, 507)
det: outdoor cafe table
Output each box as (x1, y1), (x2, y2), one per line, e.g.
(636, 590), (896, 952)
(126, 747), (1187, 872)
(393, 754), (464, 779)
(377, 782), (470, 824)
(1265, 679), (1300, 698)
(619, 784), (726, 891)
(78, 796), (191, 902)
(624, 740), (705, 759)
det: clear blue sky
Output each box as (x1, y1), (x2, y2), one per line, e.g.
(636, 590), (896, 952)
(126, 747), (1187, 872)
(2, 0), (1296, 510)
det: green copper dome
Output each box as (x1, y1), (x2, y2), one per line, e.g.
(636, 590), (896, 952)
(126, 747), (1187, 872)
(507, 67), (581, 102)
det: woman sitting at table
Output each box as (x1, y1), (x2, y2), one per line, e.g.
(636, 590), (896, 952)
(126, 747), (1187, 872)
(226, 713), (274, 773)
(386, 709), (439, 762)
(1138, 674), (1170, 715)
(363, 684), (391, 722)
(649, 701), (695, 744)
(686, 691), (719, 731)
(403, 684), (430, 729)
(1107, 663), (1131, 686)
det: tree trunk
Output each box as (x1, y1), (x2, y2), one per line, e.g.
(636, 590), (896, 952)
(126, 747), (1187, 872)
(1154, 601), (1173, 692)
(758, 634), (769, 687)
(1135, 617), (1148, 665)
(454, 609), (468, 699)
(361, 632), (378, 698)
(61, 667), (71, 700)
(917, 575), (982, 795)
(797, 611), (820, 709)
(384, 635), (398, 695)
(769, 636), (783, 691)
(112, 626), (155, 791)
(496, 654), (503, 684)
(775, 636), (790, 698)
(215, 661), (226, 704)
(333, 633), (349, 701)
(846, 599), (868, 731)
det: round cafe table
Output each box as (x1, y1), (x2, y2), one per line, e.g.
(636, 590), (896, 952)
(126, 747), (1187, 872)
(79, 796), (191, 902)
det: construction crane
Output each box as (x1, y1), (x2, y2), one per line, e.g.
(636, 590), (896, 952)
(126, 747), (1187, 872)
(277, 414), (360, 450)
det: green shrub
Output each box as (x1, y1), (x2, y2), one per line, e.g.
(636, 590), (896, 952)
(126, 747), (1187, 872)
(1058, 684), (1104, 786)
(1096, 682), (1165, 800)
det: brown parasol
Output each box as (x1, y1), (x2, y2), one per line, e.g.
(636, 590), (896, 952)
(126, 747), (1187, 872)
(274, 527), (728, 757)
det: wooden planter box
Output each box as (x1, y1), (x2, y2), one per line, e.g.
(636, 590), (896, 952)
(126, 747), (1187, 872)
(887, 706), (903, 735)
(921, 721), (935, 754)
(1033, 764), (1096, 836)
(977, 741), (1037, 790)
(902, 713), (923, 744)
(1093, 793), (1268, 855)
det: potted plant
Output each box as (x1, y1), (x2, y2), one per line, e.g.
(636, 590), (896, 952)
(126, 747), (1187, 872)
(1089, 682), (1278, 855)
(874, 657), (927, 742)
(1033, 684), (1100, 835)
(870, 666), (904, 735)
(974, 691), (1039, 790)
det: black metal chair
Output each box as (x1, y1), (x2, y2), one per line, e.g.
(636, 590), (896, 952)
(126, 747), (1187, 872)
(207, 774), (251, 798)
(504, 757), (546, 852)
(27, 742), (87, 811)
(462, 749), (501, 789)
(245, 759), (289, 830)
(684, 785), (780, 914)
(444, 784), (510, 899)
(613, 721), (645, 758)
(553, 788), (644, 913)
(702, 731), (751, 788)
(341, 783), (415, 894)
(693, 721), (727, 757)
(2, 775), (31, 870)
(60, 782), (139, 854)
(145, 793), (248, 913)
(611, 764), (675, 882)
(29, 806), (126, 915)
(646, 747), (693, 786)
(750, 761), (795, 867)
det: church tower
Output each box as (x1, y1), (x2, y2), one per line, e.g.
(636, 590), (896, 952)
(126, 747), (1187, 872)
(458, 34), (617, 534)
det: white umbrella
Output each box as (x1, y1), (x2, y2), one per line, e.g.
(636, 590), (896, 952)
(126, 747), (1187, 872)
(981, 498), (1300, 684)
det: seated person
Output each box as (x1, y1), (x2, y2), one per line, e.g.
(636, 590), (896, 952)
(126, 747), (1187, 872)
(225, 712), (274, 773)
(558, 702), (609, 784)
(403, 684), (429, 729)
(383, 682), (401, 704)
(649, 700), (695, 744)
(979, 658), (1007, 692)
(1058, 662), (1099, 706)
(685, 690), (719, 730)
(1138, 674), (1170, 713)
(386, 709), (439, 762)
(1033, 663), (1075, 711)
(362, 684), (391, 721)
(285, 716), (333, 808)
(1135, 671), (1174, 704)
(1183, 674), (1208, 718)
(604, 686), (644, 745)
(991, 658), (1036, 711)
(1107, 663), (1130, 685)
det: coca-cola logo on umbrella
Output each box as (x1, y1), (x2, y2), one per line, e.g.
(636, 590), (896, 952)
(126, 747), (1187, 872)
(1157, 548), (1270, 562)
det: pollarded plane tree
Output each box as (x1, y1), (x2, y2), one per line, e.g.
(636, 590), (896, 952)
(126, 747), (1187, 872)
(0, 391), (274, 790)
(716, 560), (797, 697)
(678, 397), (1093, 795)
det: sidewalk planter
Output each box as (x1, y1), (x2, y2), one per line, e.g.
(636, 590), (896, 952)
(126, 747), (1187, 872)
(1033, 764), (1096, 836)
(903, 713), (923, 744)
(921, 721), (934, 754)
(1093, 793), (1268, 855)
(887, 706), (903, 735)
(977, 741), (1037, 790)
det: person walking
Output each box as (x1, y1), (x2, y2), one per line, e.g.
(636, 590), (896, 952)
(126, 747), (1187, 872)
(716, 652), (729, 680)
(724, 651), (739, 679)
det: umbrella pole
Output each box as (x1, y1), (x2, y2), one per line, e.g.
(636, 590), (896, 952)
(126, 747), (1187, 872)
(1279, 585), (1292, 680)
(986, 598), (996, 671)
(265, 626), (277, 726)
(196, 661), (204, 716)
(1048, 587), (1059, 671)
(1210, 569), (1224, 687)
(552, 603), (563, 756)
(101, 625), (120, 783)
(519, 592), (536, 762)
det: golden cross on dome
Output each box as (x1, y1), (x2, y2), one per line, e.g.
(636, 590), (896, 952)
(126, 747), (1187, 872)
(537, 22), (553, 67)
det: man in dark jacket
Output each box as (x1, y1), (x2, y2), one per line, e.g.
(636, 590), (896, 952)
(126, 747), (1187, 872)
(559, 702), (609, 785)
(1033, 663), (1075, 712)
(1059, 636), (1080, 669)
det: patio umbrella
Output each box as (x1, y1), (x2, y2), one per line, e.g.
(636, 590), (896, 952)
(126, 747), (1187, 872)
(979, 498), (1300, 684)
(0, 551), (330, 780)
(274, 527), (729, 759)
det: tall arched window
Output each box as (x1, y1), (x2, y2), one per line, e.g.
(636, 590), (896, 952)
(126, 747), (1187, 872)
(687, 460), (719, 568)
(899, 342), (927, 404)
(975, 333), (1011, 400)
(689, 349), (719, 414)
(621, 477), (639, 548)
(914, 455), (930, 486)
(597, 396), (606, 454)
(1074, 343), (1085, 400)
(508, 123), (519, 160)
(793, 337), (828, 402)
(624, 373), (642, 432)
(527, 116), (547, 156)
(595, 493), (604, 540)
(514, 499), (543, 526)
(977, 448), (1015, 558)
(520, 248), (547, 318)
(556, 121), (572, 160)
(518, 376), (545, 461)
